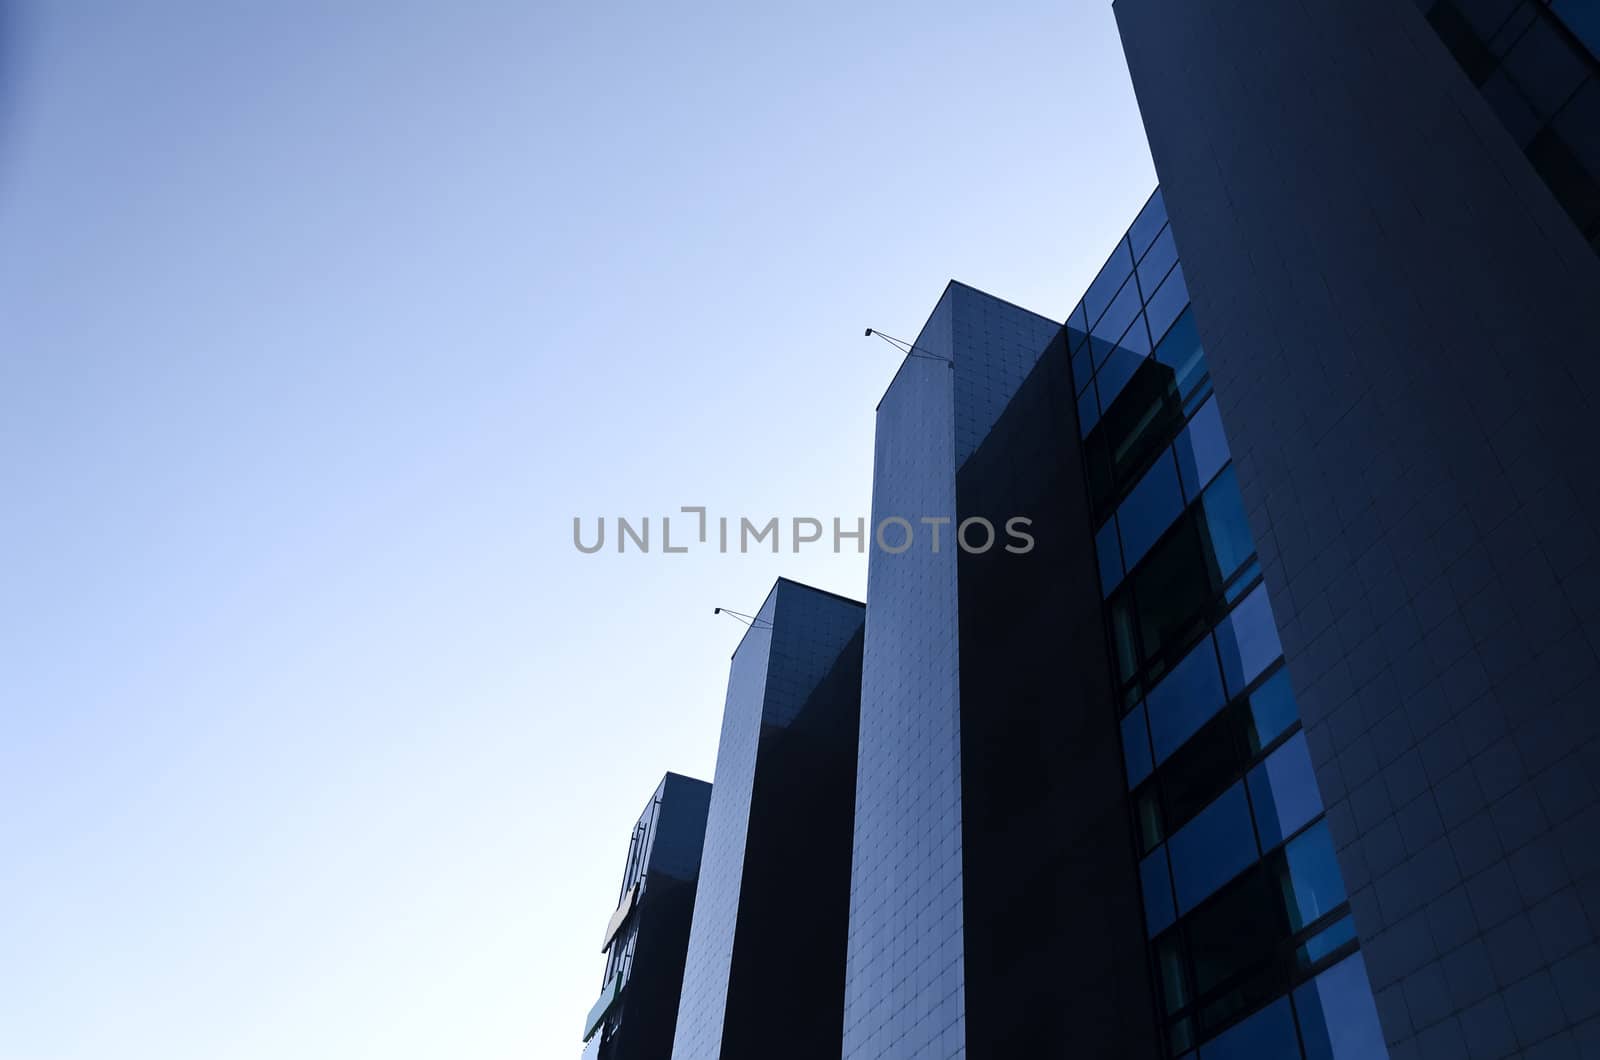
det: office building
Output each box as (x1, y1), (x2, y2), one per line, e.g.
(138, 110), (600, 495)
(843, 182), (1389, 1056)
(1117, 1), (1600, 1055)
(584, 772), (713, 1060)
(671, 578), (866, 1060)
(582, 4), (1600, 1056)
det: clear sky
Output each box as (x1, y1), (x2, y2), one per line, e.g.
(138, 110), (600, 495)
(0, 3), (1154, 1058)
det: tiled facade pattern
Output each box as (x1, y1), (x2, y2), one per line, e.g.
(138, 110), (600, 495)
(1117, 0), (1600, 1055)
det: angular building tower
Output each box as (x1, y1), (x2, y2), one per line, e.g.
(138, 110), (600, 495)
(670, 578), (865, 1060)
(583, 772), (712, 1060)
(1117, 1), (1600, 1056)
(845, 221), (1392, 1056)
(843, 282), (1161, 1058)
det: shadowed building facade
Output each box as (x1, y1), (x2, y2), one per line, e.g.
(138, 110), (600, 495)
(670, 578), (865, 1060)
(583, 772), (712, 1060)
(1117, 0), (1600, 1055)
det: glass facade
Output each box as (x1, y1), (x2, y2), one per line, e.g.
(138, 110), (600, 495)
(671, 578), (864, 1060)
(1069, 190), (1387, 1058)
(1419, 0), (1600, 252)
(585, 773), (712, 1060)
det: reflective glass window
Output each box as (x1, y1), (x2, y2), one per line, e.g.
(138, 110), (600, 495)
(1098, 345), (1146, 415)
(1248, 732), (1322, 849)
(1078, 378), (1100, 437)
(1552, 0), (1600, 58)
(1071, 341), (1093, 395)
(1092, 277), (1145, 367)
(1215, 585), (1282, 698)
(1135, 785), (1165, 854)
(1153, 305), (1207, 399)
(1097, 517), (1124, 595)
(1129, 188), (1169, 259)
(1145, 264), (1191, 347)
(1084, 238), (1134, 325)
(1279, 822), (1346, 930)
(1160, 702), (1248, 831)
(1175, 396), (1230, 498)
(1186, 867), (1286, 1003)
(1069, 300), (1088, 344)
(1147, 635), (1227, 763)
(1296, 914), (1356, 969)
(1142, 847), (1177, 936)
(1085, 359), (1185, 516)
(1135, 516), (1219, 678)
(1198, 468), (1254, 585)
(1156, 931), (1190, 1014)
(1139, 224), (1179, 297)
(1110, 591), (1139, 685)
(1294, 954), (1388, 1060)
(1246, 669), (1297, 753)
(1169, 781), (1259, 913)
(1122, 701), (1154, 788)
(1197, 997), (1301, 1060)
(1118, 451), (1185, 572)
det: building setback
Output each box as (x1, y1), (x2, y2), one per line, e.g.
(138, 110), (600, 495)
(1117, 0), (1600, 1055)
(584, 772), (712, 1060)
(670, 578), (865, 1060)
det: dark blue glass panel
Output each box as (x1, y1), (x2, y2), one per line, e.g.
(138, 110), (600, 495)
(1157, 934), (1190, 1014)
(1147, 635), (1227, 763)
(1153, 307), (1207, 397)
(1248, 732), (1322, 849)
(1084, 237), (1134, 325)
(1246, 669), (1299, 753)
(1097, 516), (1124, 595)
(1078, 378), (1100, 437)
(1197, 996), (1301, 1060)
(1145, 263), (1190, 346)
(1294, 954), (1388, 1060)
(1552, 0), (1600, 59)
(1069, 299), (1088, 344)
(1110, 594), (1139, 684)
(1169, 781), (1259, 913)
(1141, 847), (1177, 936)
(1118, 451), (1185, 571)
(1199, 468), (1254, 586)
(1282, 822), (1346, 930)
(1091, 277), (1145, 367)
(1215, 585), (1282, 698)
(1138, 224), (1179, 298)
(1071, 340), (1093, 395)
(1122, 701), (1154, 788)
(1297, 914), (1357, 968)
(1098, 344), (1146, 413)
(1175, 396), (1230, 498)
(1129, 188), (1168, 259)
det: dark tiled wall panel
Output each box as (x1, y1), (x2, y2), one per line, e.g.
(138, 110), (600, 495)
(1115, 0), (1600, 1057)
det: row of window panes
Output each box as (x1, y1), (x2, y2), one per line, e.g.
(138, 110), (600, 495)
(1105, 466), (1262, 703)
(1098, 395), (1233, 591)
(1148, 820), (1348, 1051)
(1070, 189), (1169, 340)
(1081, 308), (1213, 515)
(1074, 261), (1195, 434)
(1067, 218), (1387, 1057)
(1128, 664), (1301, 848)
(1138, 723), (1325, 932)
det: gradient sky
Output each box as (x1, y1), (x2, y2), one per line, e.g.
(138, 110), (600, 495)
(0, 3), (1154, 1057)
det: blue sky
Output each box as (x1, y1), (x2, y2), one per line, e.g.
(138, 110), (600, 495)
(0, 3), (1154, 1057)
